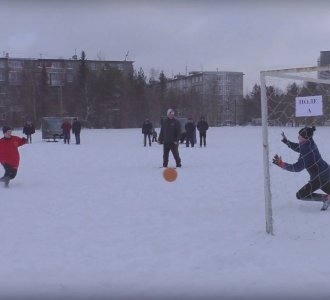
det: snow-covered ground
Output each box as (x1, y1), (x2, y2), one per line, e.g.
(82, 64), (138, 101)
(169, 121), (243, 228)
(1, 126), (330, 299)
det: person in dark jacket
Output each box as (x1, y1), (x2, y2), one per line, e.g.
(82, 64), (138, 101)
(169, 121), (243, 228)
(142, 118), (153, 147)
(197, 117), (209, 147)
(158, 109), (182, 168)
(22, 120), (35, 143)
(273, 126), (330, 211)
(151, 128), (158, 142)
(61, 119), (72, 144)
(185, 118), (196, 147)
(0, 126), (27, 187)
(72, 118), (82, 145)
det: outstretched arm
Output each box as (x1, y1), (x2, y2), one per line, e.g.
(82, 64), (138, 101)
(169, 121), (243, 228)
(272, 154), (304, 172)
(281, 132), (300, 152)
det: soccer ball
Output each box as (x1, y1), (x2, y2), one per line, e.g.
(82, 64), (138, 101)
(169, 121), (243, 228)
(163, 167), (178, 182)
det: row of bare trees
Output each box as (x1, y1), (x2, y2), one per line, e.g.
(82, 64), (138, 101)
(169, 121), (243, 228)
(12, 51), (330, 129)
(244, 82), (330, 125)
(14, 51), (206, 128)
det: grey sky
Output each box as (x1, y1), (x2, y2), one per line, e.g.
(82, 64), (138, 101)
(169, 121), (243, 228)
(1, 0), (330, 93)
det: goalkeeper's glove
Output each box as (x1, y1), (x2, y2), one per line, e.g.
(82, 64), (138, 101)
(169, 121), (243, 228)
(272, 154), (285, 168)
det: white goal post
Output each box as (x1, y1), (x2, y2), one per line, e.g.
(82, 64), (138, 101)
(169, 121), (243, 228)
(260, 65), (330, 235)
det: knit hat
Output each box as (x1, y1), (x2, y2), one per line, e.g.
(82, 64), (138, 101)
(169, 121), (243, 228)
(167, 108), (174, 116)
(298, 126), (316, 139)
(2, 126), (11, 134)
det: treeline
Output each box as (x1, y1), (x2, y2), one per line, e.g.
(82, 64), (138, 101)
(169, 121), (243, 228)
(16, 51), (330, 128)
(243, 82), (330, 125)
(19, 51), (205, 129)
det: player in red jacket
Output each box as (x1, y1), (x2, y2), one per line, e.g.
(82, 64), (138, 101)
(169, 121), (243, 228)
(0, 126), (27, 187)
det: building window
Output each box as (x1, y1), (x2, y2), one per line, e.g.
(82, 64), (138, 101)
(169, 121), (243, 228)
(8, 61), (24, 68)
(66, 74), (73, 82)
(0, 61), (5, 68)
(49, 72), (63, 86)
(0, 113), (6, 120)
(9, 71), (22, 84)
(90, 63), (97, 71)
(51, 62), (62, 69)
(0, 71), (5, 81)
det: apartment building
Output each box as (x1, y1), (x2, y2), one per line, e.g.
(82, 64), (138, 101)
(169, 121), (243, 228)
(318, 51), (330, 80)
(166, 71), (244, 126)
(0, 53), (134, 126)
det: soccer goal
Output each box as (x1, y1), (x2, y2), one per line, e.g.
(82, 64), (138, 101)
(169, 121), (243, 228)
(260, 65), (330, 234)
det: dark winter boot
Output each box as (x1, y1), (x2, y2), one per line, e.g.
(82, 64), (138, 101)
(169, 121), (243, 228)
(321, 197), (330, 211)
(3, 176), (10, 188)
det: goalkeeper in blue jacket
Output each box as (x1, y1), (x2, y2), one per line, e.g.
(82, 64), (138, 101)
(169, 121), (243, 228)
(273, 126), (330, 211)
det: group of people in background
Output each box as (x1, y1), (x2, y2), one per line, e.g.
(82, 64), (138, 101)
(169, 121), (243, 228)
(2, 110), (330, 212)
(142, 114), (209, 149)
(143, 109), (209, 168)
(0, 117), (82, 188)
(22, 118), (82, 146)
(61, 118), (82, 145)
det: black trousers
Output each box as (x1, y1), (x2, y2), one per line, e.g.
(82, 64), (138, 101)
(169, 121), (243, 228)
(63, 133), (70, 144)
(74, 133), (81, 144)
(199, 132), (206, 146)
(144, 134), (151, 146)
(26, 134), (32, 143)
(2, 163), (17, 179)
(296, 177), (330, 201)
(186, 136), (194, 147)
(163, 143), (181, 167)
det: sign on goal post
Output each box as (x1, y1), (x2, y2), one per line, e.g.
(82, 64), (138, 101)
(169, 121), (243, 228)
(260, 65), (330, 235)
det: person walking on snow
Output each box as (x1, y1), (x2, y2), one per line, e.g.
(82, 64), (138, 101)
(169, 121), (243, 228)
(273, 126), (330, 211)
(0, 126), (27, 187)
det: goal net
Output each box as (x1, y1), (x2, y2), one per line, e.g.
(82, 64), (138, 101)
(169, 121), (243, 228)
(260, 66), (330, 234)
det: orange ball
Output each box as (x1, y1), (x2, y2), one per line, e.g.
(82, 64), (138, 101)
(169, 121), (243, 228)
(163, 167), (178, 182)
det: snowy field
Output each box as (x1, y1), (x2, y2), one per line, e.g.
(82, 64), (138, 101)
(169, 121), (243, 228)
(1, 126), (330, 299)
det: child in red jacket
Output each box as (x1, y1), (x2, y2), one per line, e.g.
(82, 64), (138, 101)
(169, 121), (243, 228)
(0, 126), (27, 187)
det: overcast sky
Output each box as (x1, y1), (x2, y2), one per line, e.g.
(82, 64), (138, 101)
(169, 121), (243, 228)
(1, 0), (330, 93)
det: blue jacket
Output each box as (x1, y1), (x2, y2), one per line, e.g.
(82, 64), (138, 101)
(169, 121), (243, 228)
(283, 139), (330, 182)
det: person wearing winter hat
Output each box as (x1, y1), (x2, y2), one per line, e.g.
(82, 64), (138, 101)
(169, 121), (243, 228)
(0, 126), (27, 187)
(158, 109), (182, 168)
(273, 126), (330, 210)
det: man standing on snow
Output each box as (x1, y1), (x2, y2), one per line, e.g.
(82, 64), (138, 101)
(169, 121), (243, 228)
(142, 118), (153, 147)
(158, 109), (182, 168)
(185, 118), (196, 147)
(22, 120), (35, 143)
(0, 126), (27, 187)
(197, 116), (209, 147)
(72, 118), (82, 145)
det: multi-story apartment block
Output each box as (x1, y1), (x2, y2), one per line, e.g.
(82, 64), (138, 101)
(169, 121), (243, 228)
(0, 53), (134, 126)
(318, 50), (330, 80)
(166, 71), (244, 126)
